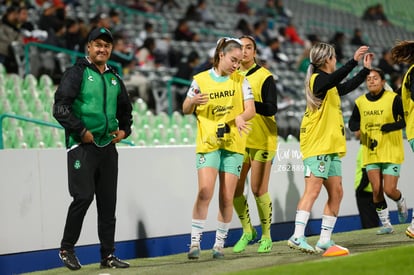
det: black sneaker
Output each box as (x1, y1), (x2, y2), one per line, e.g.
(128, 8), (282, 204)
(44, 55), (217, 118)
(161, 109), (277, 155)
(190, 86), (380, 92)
(59, 250), (81, 270)
(100, 254), (130, 268)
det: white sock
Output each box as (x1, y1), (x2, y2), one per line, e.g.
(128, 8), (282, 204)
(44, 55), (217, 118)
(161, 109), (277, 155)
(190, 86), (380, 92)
(319, 215), (337, 244)
(190, 219), (205, 246)
(376, 208), (392, 227)
(214, 221), (230, 248)
(293, 210), (310, 238)
(397, 196), (405, 207)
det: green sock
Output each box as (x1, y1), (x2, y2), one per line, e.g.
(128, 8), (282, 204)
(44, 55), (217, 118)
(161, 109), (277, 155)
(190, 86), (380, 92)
(255, 193), (272, 239)
(233, 195), (252, 233)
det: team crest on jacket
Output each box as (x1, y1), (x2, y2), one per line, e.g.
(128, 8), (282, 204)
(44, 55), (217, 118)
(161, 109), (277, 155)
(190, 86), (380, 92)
(318, 162), (325, 173)
(111, 78), (117, 86)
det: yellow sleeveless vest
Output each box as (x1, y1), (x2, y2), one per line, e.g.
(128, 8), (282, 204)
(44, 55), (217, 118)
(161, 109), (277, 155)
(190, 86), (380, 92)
(300, 73), (346, 159)
(355, 90), (404, 165)
(244, 66), (277, 151)
(193, 70), (247, 154)
(401, 64), (414, 140)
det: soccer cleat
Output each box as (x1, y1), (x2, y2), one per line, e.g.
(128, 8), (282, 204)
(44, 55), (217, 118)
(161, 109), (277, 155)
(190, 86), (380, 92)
(397, 198), (408, 224)
(405, 226), (414, 239)
(233, 228), (257, 253)
(322, 245), (350, 257)
(59, 250), (81, 270)
(257, 238), (273, 253)
(287, 236), (315, 253)
(376, 225), (394, 235)
(315, 240), (335, 253)
(187, 244), (200, 260)
(212, 245), (224, 259)
(100, 254), (130, 268)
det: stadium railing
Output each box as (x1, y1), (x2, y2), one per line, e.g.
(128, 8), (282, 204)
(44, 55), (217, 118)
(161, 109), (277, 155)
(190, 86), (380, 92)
(0, 113), (134, 150)
(165, 77), (191, 115)
(23, 42), (123, 77)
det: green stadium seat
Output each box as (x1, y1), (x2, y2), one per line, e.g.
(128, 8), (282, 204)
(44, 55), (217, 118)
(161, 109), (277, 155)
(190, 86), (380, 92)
(133, 97), (148, 115)
(50, 127), (64, 148)
(38, 74), (54, 90)
(170, 111), (183, 126)
(144, 110), (157, 128)
(22, 74), (38, 90)
(155, 111), (170, 127)
(1, 100), (12, 114)
(13, 126), (27, 148)
(39, 86), (54, 103)
(5, 73), (22, 91)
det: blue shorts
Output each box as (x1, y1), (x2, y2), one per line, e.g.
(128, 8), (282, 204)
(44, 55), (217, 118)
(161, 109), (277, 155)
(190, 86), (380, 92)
(303, 154), (342, 179)
(366, 163), (401, 176)
(196, 149), (244, 177)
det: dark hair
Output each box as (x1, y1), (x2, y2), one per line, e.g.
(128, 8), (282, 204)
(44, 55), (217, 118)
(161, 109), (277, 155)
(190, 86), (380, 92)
(65, 18), (77, 29)
(144, 21), (153, 30)
(381, 49), (390, 56)
(112, 33), (124, 45)
(53, 20), (65, 32)
(141, 37), (156, 52)
(369, 67), (386, 80)
(391, 40), (414, 64)
(5, 5), (19, 14)
(188, 51), (200, 63)
(109, 8), (119, 17)
(239, 35), (257, 50)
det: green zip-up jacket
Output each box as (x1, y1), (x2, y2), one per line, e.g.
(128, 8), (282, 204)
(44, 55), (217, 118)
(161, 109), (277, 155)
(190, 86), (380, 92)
(53, 57), (132, 148)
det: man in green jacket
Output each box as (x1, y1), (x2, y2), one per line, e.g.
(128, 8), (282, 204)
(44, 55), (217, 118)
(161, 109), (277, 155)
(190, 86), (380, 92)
(53, 27), (132, 270)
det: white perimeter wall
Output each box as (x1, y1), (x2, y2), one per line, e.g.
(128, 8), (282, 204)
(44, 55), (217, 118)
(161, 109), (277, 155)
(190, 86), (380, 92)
(1, 141), (413, 255)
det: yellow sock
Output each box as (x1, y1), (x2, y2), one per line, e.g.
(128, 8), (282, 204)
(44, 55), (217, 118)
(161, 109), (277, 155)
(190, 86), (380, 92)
(233, 195), (252, 233)
(255, 193), (272, 239)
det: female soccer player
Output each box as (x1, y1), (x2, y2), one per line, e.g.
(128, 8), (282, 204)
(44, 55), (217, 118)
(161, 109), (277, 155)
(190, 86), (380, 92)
(232, 35), (278, 254)
(287, 43), (372, 253)
(391, 40), (414, 238)
(183, 37), (255, 259)
(349, 68), (407, 235)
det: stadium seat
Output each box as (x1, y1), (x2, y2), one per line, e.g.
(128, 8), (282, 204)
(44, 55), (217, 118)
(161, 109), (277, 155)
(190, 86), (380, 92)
(170, 111), (183, 127)
(22, 74), (38, 90)
(5, 73), (22, 91)
(133, 97), (148, 115)
(38, 74), (54, 90)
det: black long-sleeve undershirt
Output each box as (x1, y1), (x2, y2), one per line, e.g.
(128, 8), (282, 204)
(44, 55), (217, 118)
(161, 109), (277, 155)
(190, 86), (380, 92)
(313, 59), (370, 100)
(246, 65), (278, 116)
